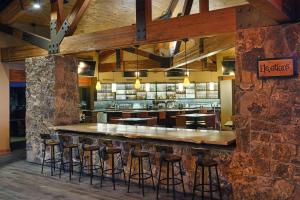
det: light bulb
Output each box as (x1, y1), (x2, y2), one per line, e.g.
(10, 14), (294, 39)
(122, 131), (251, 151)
(112, 83), (117, 92)
(183, 76), (190, 87)
(208, 82), (214, 91)
(33, 2), (41, 9)
(178, 83), (184, 92)
(145, 83), (150, 92)
(96, 81), (101, 91)
(134, 78), (141, 90)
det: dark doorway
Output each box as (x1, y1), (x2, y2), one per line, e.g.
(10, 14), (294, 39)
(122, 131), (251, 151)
(10, 82), (26, 150)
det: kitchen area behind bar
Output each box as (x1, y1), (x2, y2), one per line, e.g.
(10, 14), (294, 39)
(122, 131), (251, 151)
(79, 48), (235, 131)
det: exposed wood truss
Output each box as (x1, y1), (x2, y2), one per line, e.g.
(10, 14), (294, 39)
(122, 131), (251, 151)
(169, 33), (235, 70)
(0, 24), (50, 50)
(123, 47), (172, 67)
(0, 0), (29, 24)
(60, 6), (238, 54)
(173, 0), (194, 55)
(49, 0), (91, 53)
(247, 0), (297, 22)
(136, 0), (152, 41)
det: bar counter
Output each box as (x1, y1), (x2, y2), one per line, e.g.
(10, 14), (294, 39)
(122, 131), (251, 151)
(51, 123), (235, 146)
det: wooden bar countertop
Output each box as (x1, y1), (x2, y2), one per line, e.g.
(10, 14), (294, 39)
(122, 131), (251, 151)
(51, 123), (236, 146)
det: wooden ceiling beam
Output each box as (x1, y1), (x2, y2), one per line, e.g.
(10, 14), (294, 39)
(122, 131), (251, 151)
(170, 33), (235, 70)
(66, 0), (91, 36)
(247, 0), (294, 22)
(99, 59), (160, 72)
(60, 6), (238, 54)
(0, 0), (29, 24)
(50, 0), (65, 31)
(200, 0), (209, 12)
(136, 0), (152, 41)
(123, 47), (172, 67)
(173, 0), (194, 55)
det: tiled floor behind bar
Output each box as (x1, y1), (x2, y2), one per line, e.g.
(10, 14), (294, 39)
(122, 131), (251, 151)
(0, 150), (194, 200)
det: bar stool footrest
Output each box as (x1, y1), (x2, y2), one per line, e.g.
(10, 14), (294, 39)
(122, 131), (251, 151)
(159, 177), (183, 186)
(194, 183), (219, 193)
(129, 172), (153, 180)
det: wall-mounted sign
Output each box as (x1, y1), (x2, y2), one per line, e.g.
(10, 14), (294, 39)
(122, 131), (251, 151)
(257, 57), (297, 78)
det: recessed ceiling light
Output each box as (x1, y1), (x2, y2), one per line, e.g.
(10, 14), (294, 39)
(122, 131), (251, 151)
(33, 1), (41, 9)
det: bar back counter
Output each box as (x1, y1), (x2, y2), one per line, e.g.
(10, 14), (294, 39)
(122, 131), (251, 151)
(48, 123), (236, 196)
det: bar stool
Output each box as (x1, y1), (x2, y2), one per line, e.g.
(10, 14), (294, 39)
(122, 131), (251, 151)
(59, 135), (81, 180)
(127, 142), (155, 196)
(40, 133), (60, 176)
(98, 138), (126, 190)
(156, 145), (185, 200)
(192, 148), (222, 200)
(78, 137), (100, 185)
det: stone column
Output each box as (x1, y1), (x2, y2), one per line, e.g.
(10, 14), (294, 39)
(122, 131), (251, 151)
(228, 23), (300, 199)
(25, 55), (79, 163)
(0, 57), (11, 155)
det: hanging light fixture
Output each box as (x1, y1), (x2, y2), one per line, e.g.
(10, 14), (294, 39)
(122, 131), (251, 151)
(134, 46), (141, 90)
(95, 67), (101, 91)
(112, 70), (117, 92)
(183, 39), (190, 87)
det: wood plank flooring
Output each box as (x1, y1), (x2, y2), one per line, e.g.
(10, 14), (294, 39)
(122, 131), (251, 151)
(0, 150), (195, 200)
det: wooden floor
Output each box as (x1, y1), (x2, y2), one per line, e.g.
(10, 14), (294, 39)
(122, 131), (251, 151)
(0, 150), (196, 200)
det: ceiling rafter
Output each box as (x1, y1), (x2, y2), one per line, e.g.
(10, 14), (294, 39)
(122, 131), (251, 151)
(246, 0), (296, 22)
(0, 0), (29, 24)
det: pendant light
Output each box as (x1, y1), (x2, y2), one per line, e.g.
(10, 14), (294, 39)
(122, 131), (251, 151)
(183, 39), (190, 87)
(96, 68), (101, 91)
(112, 70), (117, 92)
(134, 46), (141, 90)
(208, 64), (214, 91)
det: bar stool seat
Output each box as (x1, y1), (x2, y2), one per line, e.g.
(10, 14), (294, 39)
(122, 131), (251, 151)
(40, 134), (60, 176)
(192, 148), (222, 200)
(106, 147), (121, 154)
(164, 154), (181, 162)
(156, 145), (185, 200)
(99, 139), (126, 190)
(79, 137), (100, 185)
(84, 145), (100, 151)
(132, 151), (149, 157)
(59, 135), (81, 180)
(63, 143), (79, 148)
(127, 142), (155, 197)
(46, 140), (60, 145)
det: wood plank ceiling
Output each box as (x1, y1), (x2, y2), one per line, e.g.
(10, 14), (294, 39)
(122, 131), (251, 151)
(0, 0), (248, 70)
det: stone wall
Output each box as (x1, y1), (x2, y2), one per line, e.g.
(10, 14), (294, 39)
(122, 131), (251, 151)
(25, 55), (79, 163)
(229, 23), (300, 199)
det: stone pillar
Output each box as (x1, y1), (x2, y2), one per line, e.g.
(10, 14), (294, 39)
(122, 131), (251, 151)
(25, 55), (79, 163)
(229, 23), (300, 199)
(0, 58), (11, 155)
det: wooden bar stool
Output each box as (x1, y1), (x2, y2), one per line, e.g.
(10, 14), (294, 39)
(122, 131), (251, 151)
(192, 148), (222, 200)
(127, 142), (155, 196)
(98, 139), (126, 190)
(58, 135), (81, 180)
(156, 145), (185, 200)
(40, 133), (60, 176)
(78, 137), (100, 185)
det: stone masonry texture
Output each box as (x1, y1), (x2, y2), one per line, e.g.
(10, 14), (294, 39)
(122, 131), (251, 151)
(25, 55), (79, 163)
(231, 23), (300, 199)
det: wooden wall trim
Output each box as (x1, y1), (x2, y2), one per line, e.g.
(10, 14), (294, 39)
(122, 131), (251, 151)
(9, 69), (26, 82)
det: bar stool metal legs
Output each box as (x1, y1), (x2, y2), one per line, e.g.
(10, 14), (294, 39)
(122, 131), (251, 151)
(98, 139), (126, 190)
(192, 148), (223, 200)
(40, 134), (60, 176)
(155, 145), (185, 200)
(59, 144), (80, 180)
(127, 151), (155, 196)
